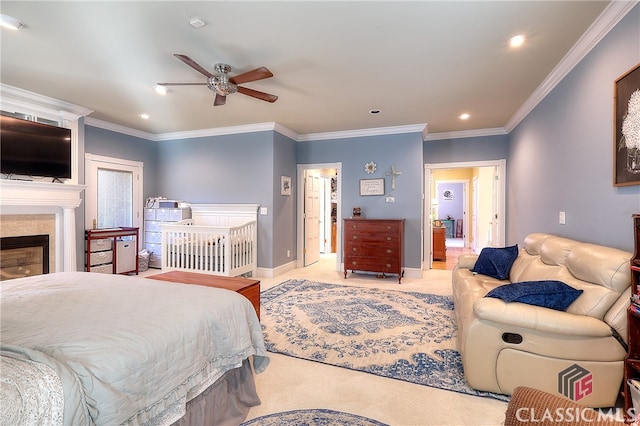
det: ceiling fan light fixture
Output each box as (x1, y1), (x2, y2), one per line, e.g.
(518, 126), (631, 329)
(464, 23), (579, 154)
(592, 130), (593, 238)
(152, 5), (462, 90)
(1, 14), (25, 30)
(459, 113), (470, 120)
(154, 85), (168, 95)
(189, 17), (206, 29)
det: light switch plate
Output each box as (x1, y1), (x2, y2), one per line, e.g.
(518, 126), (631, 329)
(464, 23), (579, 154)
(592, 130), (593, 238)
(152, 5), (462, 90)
(260, 207), (268, 215)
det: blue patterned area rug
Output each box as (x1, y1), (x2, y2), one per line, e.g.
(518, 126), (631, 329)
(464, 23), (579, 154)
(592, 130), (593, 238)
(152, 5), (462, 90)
(261, 279), (509, 402)
(241, 409), (389, 426)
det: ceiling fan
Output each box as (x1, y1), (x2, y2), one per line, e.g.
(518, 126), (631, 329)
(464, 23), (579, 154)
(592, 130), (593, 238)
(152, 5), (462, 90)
(157, 54), (278, 106)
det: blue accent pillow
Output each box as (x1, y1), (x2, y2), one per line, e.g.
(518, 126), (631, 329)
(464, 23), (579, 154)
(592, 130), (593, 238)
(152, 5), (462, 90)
(472, 244), (519, 280)
(485, 280), (584, 311)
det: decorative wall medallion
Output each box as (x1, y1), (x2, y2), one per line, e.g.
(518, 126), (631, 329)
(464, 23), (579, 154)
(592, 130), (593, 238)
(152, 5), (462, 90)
(364, 161), (377, 174)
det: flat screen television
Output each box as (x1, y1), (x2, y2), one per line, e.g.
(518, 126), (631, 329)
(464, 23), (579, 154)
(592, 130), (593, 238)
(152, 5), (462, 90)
(0, 114), (72, 179)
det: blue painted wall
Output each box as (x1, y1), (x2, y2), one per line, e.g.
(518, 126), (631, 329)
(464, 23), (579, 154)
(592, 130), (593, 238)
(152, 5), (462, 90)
(297, 132), (424, 269)
(273, 131), (298, 267)
(424, 134), (509, 164)
(508, 4), (639, 252)
(154, 130), (296, 269)
(85, 126), (159, 200)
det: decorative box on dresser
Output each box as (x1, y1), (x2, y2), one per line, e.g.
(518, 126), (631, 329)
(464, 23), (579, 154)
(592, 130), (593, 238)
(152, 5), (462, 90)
(144, 206), (191, 268)
(624, 214), (640, 417)
(343, 218), (404, 283)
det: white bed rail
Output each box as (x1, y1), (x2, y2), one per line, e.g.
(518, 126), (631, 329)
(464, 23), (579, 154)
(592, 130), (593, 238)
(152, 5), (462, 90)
(160, 219), (257, 277)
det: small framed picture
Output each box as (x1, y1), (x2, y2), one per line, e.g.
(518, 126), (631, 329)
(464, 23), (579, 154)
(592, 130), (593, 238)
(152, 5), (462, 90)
(281, 176), (291, 196)
(359, 178), (384, 196)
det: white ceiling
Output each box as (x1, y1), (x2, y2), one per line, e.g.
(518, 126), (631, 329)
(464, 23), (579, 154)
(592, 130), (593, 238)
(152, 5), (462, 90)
(0, 1), (618, 139)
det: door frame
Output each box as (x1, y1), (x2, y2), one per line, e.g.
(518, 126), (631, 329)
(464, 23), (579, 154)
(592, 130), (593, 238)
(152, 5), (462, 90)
(85, 153), (143, 231)
(296, 162), (342, 271)
(424, 159), (506, 269)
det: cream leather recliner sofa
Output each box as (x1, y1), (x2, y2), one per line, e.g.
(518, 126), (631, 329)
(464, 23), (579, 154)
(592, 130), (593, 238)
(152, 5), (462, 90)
(452, 233), (632, 407)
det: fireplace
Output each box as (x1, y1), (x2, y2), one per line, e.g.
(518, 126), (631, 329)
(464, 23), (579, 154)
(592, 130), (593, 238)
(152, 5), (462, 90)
(0, 180), (84, 272)
(0, 234), (49, 280)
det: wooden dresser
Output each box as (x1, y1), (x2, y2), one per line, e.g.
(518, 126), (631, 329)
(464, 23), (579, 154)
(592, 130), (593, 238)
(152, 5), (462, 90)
(433, 226), (446, 261)
(343, 218), (405, 283)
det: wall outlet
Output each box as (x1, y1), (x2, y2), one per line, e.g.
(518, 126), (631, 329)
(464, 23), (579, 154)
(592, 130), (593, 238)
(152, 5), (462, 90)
(559, 211), (566, 225)
(386, 196), (395, 203)
(286, 250), (291, 258)
(260, 207), (268, 215)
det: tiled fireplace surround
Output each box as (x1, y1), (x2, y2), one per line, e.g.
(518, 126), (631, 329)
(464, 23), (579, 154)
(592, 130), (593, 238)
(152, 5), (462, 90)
(0, 180), (84, 273)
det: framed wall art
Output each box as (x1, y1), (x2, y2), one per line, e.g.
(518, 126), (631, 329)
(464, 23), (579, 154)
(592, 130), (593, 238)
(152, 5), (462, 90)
(281, 176), (291, 196)
(359, 178), (384, 196)
(614, 63), (640, 186)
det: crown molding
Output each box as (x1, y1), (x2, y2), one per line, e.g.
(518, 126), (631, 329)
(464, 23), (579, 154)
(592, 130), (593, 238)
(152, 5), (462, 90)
(297, 123), (429, 142)
(85, 117), (157, 140)
(84, 118), (430, 143)
(0, 83), (93, 121)
(505, 0), (638, 132)
(154, 122), (281, 141)
(273, 123), (300, 141)
(425, 127), (507, 141)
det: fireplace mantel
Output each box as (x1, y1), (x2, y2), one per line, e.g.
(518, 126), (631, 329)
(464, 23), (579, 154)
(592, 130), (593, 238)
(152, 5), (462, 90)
(0, 180), (85, 272)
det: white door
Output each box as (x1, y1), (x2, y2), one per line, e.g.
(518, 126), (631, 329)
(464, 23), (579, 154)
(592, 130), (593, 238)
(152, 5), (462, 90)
(490, 166), (500, 247)
(85, 154), (143, 230)
(472, 177), (479, 252)
(304, 169), (321, 266)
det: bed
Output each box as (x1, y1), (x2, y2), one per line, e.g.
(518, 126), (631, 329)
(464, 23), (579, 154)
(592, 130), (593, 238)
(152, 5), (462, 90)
(161, 204), (258, 278)
(0, 271), (269, 425)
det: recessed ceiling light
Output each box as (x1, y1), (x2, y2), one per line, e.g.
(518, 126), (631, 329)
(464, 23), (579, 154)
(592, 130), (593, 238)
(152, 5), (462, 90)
(369, 109), (381, 115)
(0, 14), (25, 31)
(139, 113), (150, 120)
(459, 113), (470, 120)
(154, 85), (168, 95)
(509, 34), (526, 48)
(189, 17), (206, 29)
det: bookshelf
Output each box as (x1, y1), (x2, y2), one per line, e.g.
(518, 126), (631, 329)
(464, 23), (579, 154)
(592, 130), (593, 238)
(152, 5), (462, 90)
(624, 214), (640, 417)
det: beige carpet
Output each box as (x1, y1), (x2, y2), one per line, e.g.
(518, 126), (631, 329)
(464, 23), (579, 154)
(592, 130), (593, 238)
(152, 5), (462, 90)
(245, 254), (508, 426)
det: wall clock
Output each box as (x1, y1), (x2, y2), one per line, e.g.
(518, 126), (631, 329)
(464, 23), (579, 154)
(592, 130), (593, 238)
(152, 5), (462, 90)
(364, 161), (377, 174)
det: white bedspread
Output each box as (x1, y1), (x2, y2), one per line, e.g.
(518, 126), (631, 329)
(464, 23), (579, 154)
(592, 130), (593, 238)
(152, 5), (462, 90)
(0, 272), (269, 426)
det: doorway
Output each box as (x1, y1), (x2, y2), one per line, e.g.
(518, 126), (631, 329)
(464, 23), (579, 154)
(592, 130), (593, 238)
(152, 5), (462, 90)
(296, 163), (342, 272)
(85, 153), (143, 231)
(424, 159), (506, 270)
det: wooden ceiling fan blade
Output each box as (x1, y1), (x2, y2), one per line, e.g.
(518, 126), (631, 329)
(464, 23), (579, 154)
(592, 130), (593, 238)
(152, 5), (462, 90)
(229, 67), (273, 85)
(214, 94), (226, 106)
(174, 54), (213, 78)
(237, 86), (278, 103)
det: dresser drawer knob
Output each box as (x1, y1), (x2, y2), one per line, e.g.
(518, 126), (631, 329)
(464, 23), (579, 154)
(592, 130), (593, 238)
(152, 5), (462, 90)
(386, 236), (392, 241)
(387, 225), (391, 230)
(352, 236), (358, 240)
(352, 247), (358, 252)
(351, 261), (358, 266)
(386, 249), (392, 254)
(386, 263), (392, 268)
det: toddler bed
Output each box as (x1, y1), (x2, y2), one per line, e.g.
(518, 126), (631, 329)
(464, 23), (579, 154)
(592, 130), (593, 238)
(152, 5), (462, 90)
(161, 204), (258, 277)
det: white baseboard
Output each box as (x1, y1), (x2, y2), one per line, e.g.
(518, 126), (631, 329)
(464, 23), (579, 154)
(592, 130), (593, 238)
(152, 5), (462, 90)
(258, 263), (423, 280)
